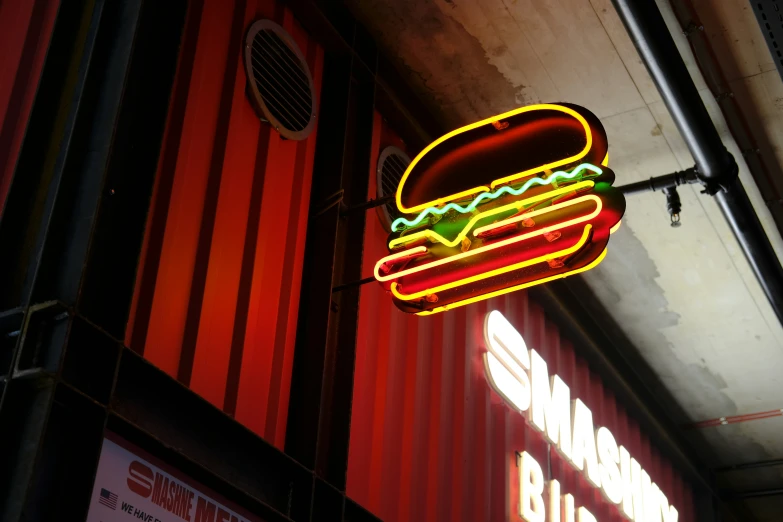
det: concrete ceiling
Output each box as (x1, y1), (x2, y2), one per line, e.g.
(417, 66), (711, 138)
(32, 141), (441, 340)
(345, 0), (783, 519)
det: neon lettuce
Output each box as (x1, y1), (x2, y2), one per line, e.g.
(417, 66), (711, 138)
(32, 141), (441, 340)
(391, 163), (602, 232)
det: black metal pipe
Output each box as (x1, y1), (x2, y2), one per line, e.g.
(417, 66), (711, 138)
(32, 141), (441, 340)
(332, 275), (375, 293)
(617, 168), (698, 195)
(714, 458), (783, 473)
(611, 0), (783, 324)
(717, 178), (783, 321)
(340, 193), (394, 216)
(724, 488), (783, 500)
(610, 0), (732, 182)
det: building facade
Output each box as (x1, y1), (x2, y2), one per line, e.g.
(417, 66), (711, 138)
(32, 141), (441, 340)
(0, 0), (715, 520)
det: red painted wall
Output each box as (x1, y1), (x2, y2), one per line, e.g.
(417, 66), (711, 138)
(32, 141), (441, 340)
(126, 0), (323, 450)
(0, 0), (60, 213)
(346, 114), (696, 521)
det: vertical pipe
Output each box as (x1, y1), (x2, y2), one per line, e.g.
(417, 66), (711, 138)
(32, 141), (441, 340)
(611, 0), (731, 179)
(716, 179), (783, 320)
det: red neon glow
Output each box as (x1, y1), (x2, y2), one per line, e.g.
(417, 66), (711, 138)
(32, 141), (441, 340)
(391, 225), (593, 301)
(375, 195), (602, 283)
(396, 104), (594, 214)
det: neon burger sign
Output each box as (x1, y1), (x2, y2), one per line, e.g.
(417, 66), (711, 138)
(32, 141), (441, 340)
(483, 310), (678, 522)
(374, 103), (625, 315)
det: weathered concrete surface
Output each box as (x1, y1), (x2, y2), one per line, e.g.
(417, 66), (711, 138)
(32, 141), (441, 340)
(348, 0), (521, 127)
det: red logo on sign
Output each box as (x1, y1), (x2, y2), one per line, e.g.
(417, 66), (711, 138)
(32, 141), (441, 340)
(127, 460), (154, 498)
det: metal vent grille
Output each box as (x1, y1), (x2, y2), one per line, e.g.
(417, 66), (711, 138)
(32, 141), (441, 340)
(752, 0), (783, 80)
(376, 146), (411, 231)
(244, 20), (316, 140)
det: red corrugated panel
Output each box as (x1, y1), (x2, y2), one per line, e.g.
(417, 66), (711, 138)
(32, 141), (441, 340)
(347, 115), (697, 521)
(126, 0), (323, 449)
(0, 0), (60, 213)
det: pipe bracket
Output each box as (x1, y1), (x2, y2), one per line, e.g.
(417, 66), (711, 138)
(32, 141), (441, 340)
(682, 22), (704, 36)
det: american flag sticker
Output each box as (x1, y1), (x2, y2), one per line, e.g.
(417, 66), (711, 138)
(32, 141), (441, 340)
(98, 488), (117, 510)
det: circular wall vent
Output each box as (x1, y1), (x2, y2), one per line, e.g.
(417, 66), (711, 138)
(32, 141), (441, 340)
(244, 20), (317, 140)
(376, 146), (411, 232)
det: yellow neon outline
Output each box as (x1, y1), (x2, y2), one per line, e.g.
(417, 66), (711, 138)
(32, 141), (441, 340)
(602, 152), (609, 167)
(377, 245), (428, 267)
(389, 181), (595, 249)
(390, 225), (593, 301)
(396, 104), (593, 214)
(415, 248), (608, 316)
(375, 195), (602, 283)
(610, 219), (622, 234)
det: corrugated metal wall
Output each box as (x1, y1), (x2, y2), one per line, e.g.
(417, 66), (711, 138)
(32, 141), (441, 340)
(346, 114), (697, 522)
(0, 0), (60, 213)
(126, 0), (323, 449)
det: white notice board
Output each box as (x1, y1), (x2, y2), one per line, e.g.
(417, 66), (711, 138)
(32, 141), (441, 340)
(85, 434), (262, 522)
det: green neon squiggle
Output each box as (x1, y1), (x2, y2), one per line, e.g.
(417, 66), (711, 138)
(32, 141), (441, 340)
(391, 163), (602, 232)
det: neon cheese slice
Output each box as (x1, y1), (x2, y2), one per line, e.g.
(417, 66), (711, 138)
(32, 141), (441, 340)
(473, 188), (595, 236)
(389, 181), (596, 250)
(390, 163), (602, 232)
(390, 224), (594, 301)
(375, 194), (602, 283)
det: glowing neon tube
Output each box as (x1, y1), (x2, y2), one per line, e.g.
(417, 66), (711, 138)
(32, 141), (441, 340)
(415, 249), (608, 316)
(396, 104), (594, 214)
(375, 195), (602, 283)
(377, 245), (428, 266)
(389, 181), (595, 250)
(390, 225), (593, 301)
(472, 188), (594, 236)
(390, 163), (602, 232)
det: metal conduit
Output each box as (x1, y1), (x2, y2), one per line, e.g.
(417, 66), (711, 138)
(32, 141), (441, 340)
(611, 0), (783, 324)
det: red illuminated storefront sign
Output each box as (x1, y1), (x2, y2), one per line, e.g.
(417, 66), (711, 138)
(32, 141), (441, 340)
(374, 103), (625, 315)
(483, 310), (678, 522)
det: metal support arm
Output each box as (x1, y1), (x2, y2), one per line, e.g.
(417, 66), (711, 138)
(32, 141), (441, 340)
(617, 167), (699, 195)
